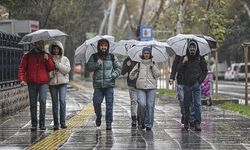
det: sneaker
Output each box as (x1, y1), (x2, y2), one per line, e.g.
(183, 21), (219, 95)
(146, 127), (151, 131)
(184, 123), (189, 130)
(61, 124), (67, 129)
(53, 125), (59, 130)
(141, 124), (145, 130)
(131, 115), (137, 127)
(189, 121), (195, 128)
(30, 125), (37, 131)
(39, 125), (46, 130)
(195, 123), (201, 131)
(181, 116), (184, 124)
(96, 117), (101, 127)
(106, 123), (112, 130)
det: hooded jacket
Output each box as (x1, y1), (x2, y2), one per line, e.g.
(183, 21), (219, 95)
(178, 40), (208, 86)
(129, 59), (160, 89)
(18, 46), (55, 84)
(86, 38), (121, 88)
(49, 41), (71, 85)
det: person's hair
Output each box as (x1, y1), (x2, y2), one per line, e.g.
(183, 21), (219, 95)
(51, 45), (62, 55)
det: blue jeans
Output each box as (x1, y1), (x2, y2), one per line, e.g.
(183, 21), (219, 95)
(128, 86), (138, 117)
(28, 83), (48, 126)
(93, 88), (114, 124)
(49, 84), (67, 126)
(137, 89), (156, 128)
(177, 84), (195, 122)
(183, 82), (202, 124)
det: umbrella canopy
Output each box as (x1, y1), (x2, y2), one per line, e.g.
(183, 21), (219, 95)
(110, 39), (140, 56)
(19, 29), (67, 45)
(74, 35), (114, 63)
(127, 39), (174, 62)
(166, 34), (211, 56)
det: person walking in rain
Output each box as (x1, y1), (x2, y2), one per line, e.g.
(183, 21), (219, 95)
(121, 57), (138, 127)
(86, 38), (121, 130)
(18, 40), (55, 131)
(129, 47), (160, 130)
(169, 55), (195, 126)
(49, 41), (71, 130)
(178, 39), (208, 131)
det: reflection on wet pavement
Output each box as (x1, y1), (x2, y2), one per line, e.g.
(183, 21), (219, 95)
(0, 85), (250, 149)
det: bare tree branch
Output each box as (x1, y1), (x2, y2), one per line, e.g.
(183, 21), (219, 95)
(138, 0), (146, 25)
(148, 0), (166, 26)
(43, 0), (55, 27)
(124, 0), (137, 36)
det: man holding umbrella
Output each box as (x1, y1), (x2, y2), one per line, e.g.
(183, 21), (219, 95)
(18, 40), (55, 131)
(86, 38), (121, 130)
(178, 39), (208, 131)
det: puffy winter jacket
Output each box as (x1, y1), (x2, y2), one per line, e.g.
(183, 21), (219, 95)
(49, 41), (71, 85)
(18, 50), (55, 84)
(129, 59), (160, 89)
(87, 53), (121, 88)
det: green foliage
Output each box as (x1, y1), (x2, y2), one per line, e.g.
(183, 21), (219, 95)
(219, 102), (250, 117)
(158, 89), (176, 97)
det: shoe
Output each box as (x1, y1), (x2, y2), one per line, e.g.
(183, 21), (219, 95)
(195, 123), (201, 131)
(189, 121), (195, 128)
(39, 125), (46, 130)
(141, 124), (145, 130)
(106, 123), (112, 130)
(146, 127), (151, 131)
(184, 123), (189, 130)
(61, 124), (67, 129)
(181, 116), (184, 124)
(96, 117), (101, 127)
(30, 125), (37, 131)
(53, 125), (59, 130)
(131, 115), (137, 127)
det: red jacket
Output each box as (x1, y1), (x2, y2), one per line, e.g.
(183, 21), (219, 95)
(18, 51), (55, 84)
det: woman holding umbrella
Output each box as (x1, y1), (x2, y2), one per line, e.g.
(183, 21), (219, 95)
(129, 47), (161, 130)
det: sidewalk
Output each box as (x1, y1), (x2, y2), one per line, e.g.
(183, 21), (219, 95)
(0, 78), (250, 149)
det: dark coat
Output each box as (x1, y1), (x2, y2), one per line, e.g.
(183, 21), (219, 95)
(178, 44), (208, 86)
(121, 57), (138, 88)
(170, 55), (184, 85)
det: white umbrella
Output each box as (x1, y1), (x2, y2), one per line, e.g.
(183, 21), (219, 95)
(110, 39), (140, 56)
(74, 35), (114, 63)
(127, 39), (174, 62)
(166, 34), (211, 56)
(19, 29), (67, 45)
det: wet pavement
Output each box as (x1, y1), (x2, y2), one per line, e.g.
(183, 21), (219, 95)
(0, 79), (250, 150)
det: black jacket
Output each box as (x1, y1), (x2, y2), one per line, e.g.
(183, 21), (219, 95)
(121, 57), (138, 88)
(170, 55), (184, 85)
(178, 55), (208, 86)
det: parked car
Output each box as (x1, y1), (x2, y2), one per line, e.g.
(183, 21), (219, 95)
(224, 63), (239, 80)
(235, 63), (250, 81)
(211, 62), (228, 80)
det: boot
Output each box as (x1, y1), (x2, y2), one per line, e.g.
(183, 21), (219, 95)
(131, 115), (137, 127)
(195, 123), (201, 131)
(96, 117), (102, 127)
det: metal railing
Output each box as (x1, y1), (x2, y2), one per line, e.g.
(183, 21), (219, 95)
(0, 31), (23, 89)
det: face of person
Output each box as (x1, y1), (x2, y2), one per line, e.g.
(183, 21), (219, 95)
(99, 42), (108, 53)
(52, 46), (60, 55)
(35, 40), (44, 49)
(189, 44), (197, 56)
(143, 51), (151, 59)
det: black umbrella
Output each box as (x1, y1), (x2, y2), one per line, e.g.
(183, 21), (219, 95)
(196, 34), (217, 49)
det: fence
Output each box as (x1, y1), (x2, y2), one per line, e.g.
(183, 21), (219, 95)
(0, 31), (23, 89)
